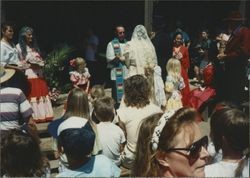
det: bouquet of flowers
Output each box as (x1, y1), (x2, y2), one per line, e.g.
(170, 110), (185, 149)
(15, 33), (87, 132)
(26, 50), (45, 66)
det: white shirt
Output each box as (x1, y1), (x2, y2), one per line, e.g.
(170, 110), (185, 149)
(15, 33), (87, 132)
(106, 41), (128, 80)
(0, 41), (19, 66)
(117, 103), (162, 156)
(205, 160), (249, 177)
(97, 122), (126, 166)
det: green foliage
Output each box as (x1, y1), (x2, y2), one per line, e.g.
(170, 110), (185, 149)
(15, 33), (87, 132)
(44, 44), (74, 93)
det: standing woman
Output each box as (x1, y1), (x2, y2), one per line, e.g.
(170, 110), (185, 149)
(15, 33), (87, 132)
(16, 26), (53, 123)
(172, 32), (190, 106)
(124, 25), (166, 107)
(1, 22), (20, 69)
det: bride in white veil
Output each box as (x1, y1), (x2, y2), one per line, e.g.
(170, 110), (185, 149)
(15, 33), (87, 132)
(123, 25), (166, 107)
(124, 25), (158, 76)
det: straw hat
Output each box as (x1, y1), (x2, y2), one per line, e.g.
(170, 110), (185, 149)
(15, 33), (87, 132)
(224, 11), (246, 21)
(0, 65), (15, 84)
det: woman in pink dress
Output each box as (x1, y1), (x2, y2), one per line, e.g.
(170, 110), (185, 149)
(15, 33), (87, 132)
(172, 32), (190, 106)
(16, 26), (53, 123)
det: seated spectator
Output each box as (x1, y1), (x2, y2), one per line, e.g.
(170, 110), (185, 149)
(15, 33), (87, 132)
(116, 75), (162, 169)
(0, 65), (38, 142)
(132, 107), (209, 177)
(89, 84), (105, 123)
(205, 107), (249, 177)
(1, 129), (49, 177)
(55, 117), (120, 177)
(48, 88), (102, 172)
(94, 96), (126, 166)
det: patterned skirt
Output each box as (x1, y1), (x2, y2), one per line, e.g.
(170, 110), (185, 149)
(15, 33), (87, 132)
(28, 78), (54, 123)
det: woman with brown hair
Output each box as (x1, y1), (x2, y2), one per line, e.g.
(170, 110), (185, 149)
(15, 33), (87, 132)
(205, 107), (249, 177)
(132, 107), (209, 177)
(1, 129), (49, 177)
(116, 75), (162, 169)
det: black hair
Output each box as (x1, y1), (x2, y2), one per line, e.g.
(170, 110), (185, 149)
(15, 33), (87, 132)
(58, 122), (95, 160)
(1, 22), (15, 36)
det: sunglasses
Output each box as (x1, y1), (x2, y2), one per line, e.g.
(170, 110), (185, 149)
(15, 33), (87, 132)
(163, 136), (208, 159)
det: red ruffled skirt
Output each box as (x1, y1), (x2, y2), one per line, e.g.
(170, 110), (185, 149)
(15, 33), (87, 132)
(27, 78), (54, 123)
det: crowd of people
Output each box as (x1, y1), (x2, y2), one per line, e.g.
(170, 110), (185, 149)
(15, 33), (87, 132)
(0, 10), (249, 177)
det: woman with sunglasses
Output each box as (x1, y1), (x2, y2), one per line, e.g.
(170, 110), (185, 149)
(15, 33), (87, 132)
(132, 107), (209, 177)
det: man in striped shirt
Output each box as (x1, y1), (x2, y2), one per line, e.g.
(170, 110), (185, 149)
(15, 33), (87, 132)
(0, 66), (39, 141)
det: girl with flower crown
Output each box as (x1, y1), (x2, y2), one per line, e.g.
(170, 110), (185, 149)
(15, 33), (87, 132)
(16, 26), (53, 123)
(69, 57), (91, 93)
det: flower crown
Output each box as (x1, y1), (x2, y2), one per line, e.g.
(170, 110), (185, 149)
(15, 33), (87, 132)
(69, 58), (76, 68)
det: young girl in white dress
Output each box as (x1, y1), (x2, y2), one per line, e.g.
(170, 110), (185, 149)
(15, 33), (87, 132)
(165, 58), (185, 111)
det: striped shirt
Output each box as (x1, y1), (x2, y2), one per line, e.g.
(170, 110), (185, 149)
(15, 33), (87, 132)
(0, 87), (33, 130)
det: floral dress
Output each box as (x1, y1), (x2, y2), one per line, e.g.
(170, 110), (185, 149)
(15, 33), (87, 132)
(69, 68), (91, 92)
(165, 75), (185, 111)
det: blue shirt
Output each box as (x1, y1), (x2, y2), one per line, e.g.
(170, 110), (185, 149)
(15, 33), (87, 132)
(56, 155), (121, 177)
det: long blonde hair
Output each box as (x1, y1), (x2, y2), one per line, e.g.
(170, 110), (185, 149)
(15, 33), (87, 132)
(166, 58), (181, 82)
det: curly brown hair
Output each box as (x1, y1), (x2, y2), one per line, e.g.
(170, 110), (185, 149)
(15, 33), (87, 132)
(124, 75), (151, 108)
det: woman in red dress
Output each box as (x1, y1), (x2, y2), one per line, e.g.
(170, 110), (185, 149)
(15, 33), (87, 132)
(16, 26), (53, 123)
(172, 32), (190, 106)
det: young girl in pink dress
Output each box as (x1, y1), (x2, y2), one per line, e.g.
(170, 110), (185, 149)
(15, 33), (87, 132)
(69, 57), (91, 93)
(16, 26), (53, 123)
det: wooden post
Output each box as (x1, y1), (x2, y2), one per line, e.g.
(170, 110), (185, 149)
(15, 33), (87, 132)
(144, 0), (153, 33)
(239, 0), (246, 23)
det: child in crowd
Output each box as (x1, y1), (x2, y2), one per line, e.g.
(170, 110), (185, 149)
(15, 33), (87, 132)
(93, 96), (126, 166)
(69, 57), (91, 93)
(48, 88), (102, 172)
(205, 107), (249, 177)
(164, 58), (185, 111)
(89, 84), (105, 111)
(56, 117), (120, 177)
(89, 84), (106, 123)
(1, 129), (50, 177)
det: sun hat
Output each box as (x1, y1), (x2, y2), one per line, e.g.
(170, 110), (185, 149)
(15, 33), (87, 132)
(0, 65), (16, 84)
(224, 11), (246, 21)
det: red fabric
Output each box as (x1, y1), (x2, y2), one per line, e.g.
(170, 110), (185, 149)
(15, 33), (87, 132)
(203, 63), (214, 86)
(28, 78), (49, 99)
(179, 46), (190, 70)
(181, 67), (190, 106)
(188, 87), (216, 110)
(225, 26), (250, 60)
(173, 46), (190, 106)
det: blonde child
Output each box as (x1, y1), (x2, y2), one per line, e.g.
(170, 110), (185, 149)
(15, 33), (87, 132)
(69, 57), (91, 93)
(165, 58), (185, 111)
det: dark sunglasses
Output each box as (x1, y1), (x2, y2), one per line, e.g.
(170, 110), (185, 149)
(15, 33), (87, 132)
(163, 136), (208, 159)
